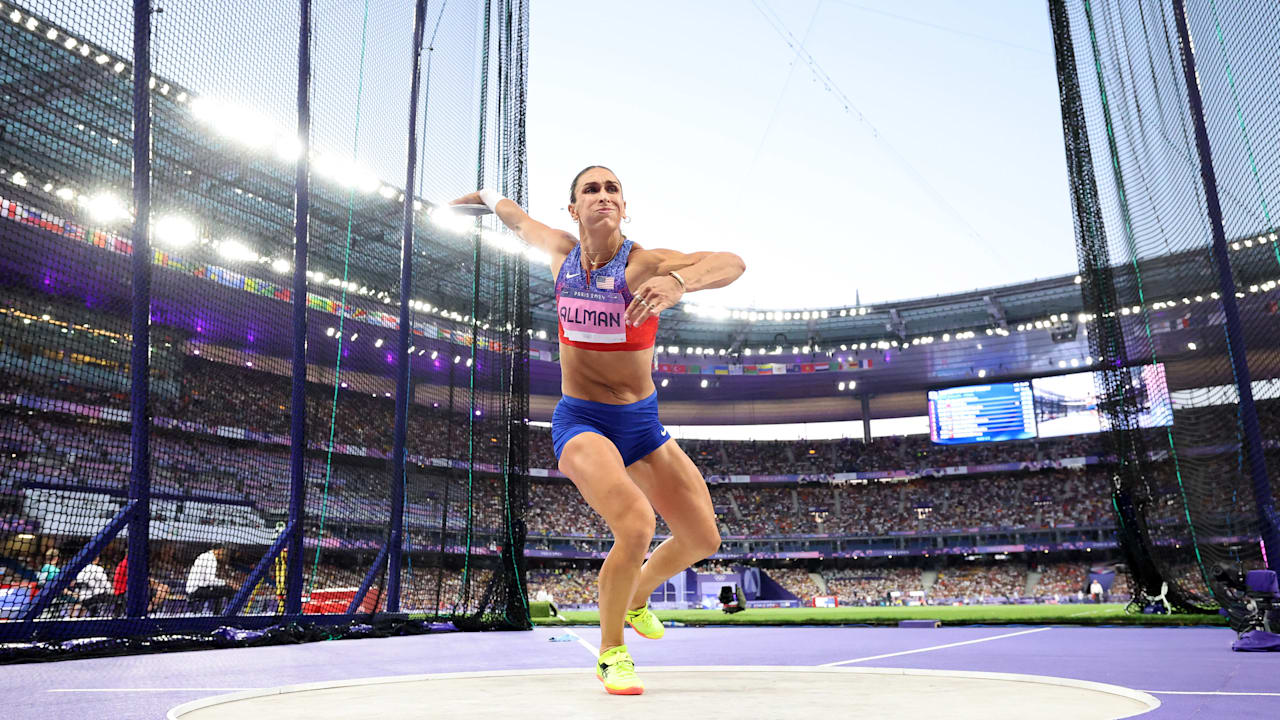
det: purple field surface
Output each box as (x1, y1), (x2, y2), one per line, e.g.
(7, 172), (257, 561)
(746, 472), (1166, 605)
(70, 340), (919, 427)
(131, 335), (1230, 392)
(2, 625), (1277, 719)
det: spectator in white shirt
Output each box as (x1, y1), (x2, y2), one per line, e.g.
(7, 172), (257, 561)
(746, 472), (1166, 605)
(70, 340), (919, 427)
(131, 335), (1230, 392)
(187, 544), (236, 613)
(75, 556), (114, 616)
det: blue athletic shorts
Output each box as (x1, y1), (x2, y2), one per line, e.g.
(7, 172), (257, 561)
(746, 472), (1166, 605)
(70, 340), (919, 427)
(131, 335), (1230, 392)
(551, 391), (670, 467)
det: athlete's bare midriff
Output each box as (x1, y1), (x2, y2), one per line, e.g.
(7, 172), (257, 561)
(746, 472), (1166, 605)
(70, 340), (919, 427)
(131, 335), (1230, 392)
(558, 343), (656, 404)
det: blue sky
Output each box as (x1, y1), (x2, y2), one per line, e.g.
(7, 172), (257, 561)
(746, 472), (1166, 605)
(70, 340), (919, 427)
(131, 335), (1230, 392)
(525, 0), (1078, 308)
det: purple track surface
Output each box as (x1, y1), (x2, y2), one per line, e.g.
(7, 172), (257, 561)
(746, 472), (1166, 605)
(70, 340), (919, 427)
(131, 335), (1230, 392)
(3, 625), (1277, 718)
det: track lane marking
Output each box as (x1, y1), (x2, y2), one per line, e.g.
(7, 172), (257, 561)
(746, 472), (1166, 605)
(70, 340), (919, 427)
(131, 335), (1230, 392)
(819, 627), (1054, 667)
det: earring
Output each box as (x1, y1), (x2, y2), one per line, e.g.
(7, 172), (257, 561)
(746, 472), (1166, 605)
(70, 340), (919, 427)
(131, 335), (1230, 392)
(623, 215), (632, 224)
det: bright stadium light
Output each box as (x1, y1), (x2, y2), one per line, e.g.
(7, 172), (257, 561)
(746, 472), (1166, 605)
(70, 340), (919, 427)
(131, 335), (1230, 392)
(1187, 342), (1197, 350)
(848, 381), (856, 390)
(81, 191), (128, 221)
(25, 16), (37, 30)
(95, 53), (109, 64)
(113, 61), (125, 73)
(536, 329), (547, 340)
(743, 348), (752, 356)
(9, 171), (27, 187)
(378, 185), (396, 199)
(217, 239), (258, 262)
(431, 350), (438, 359)
(660, 378), (669, 387)
(9, 10), (21, 23)
(978, 369), (987, 378)
(838, 382), (845, 391)
(55, 187), (74, 201)
(271, 258), (291, 274)
(700, 379), (708, 388)
(154, 215), (197, 248)
(374, 338), (384, 348)
(326, 327), (335, 337)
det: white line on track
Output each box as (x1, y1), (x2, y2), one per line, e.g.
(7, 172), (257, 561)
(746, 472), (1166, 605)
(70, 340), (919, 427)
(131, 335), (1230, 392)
(819, 627), (1054, 667)
(560, 628), (599, 658)
(1145, 690), (1280, 696)
(1067, 608), (1108, 617)
(49, 689), (257, 693)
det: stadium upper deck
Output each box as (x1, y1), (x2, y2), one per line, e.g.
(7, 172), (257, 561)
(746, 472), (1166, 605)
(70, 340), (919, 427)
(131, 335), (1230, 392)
(3, 2), (1279, 423)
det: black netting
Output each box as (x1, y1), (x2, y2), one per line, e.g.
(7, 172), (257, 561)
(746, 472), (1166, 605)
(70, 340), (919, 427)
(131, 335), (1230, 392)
(1049, 0), (1280, 611)
(0, 0), (530, 655)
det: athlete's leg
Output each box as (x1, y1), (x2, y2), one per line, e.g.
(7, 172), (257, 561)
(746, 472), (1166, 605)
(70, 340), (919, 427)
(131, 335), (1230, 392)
(624, 439), (721, 610)
(558, 432), (655, 654)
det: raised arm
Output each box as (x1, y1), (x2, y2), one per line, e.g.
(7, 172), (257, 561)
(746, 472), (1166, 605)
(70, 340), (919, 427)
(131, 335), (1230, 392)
(624, 247), (747, 327)
(449, 191), (576, 262)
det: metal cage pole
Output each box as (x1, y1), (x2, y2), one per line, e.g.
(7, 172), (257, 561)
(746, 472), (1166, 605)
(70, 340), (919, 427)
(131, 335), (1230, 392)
(124, 0), (154, 619)
(1171, 0), (1280, 569)
(387, 0), (430, 613)
(286, 0), (314, 615)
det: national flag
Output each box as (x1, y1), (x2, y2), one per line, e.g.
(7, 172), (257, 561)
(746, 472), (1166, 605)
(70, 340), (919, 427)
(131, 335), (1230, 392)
(729, 364), (743, 376)
(597, 275), (614, 290)
(801, 363), (816, 373)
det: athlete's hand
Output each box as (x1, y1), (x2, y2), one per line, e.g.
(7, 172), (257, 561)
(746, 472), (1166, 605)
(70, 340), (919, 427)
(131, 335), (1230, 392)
(627, 275), (683, 327)
(449, 192), (483, 206)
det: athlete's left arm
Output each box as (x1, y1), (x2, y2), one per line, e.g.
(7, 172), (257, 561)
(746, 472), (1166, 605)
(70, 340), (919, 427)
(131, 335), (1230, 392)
(625, 248), (746, 327)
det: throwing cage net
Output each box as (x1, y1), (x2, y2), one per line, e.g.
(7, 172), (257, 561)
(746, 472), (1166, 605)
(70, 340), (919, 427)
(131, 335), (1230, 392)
(1049, 0), (1280, 611)
(0, 0), (531, 658)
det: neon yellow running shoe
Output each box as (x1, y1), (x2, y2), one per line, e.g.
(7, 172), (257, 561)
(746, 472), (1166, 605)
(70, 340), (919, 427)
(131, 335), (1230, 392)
(625, 602), (665, 640)
(596, 644), (644, 695)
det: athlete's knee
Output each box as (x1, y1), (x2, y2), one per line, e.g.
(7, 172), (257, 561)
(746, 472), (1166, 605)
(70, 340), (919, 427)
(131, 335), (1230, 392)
(609, 504), (656, 548)
(686, 527), (721, 558)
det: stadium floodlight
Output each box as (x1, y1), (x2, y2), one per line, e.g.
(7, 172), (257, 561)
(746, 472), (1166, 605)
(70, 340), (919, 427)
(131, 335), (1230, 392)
(454, 355), (461, 363)
(848, 381), (856, 390)
(53, 186), (74, 201)
(700, 379), (708, 388)
(95, 53), (109, 64)
(112, 61), (125, 73)
(792, 346), (799, 353)
(743, 348), (752, 356)
(154, 215), (197, 248)
(25, 16), (37, 30)
(537, 329), (547, 340)
(820, 310), (829, 319)
(374, 338), (383, 348)
(684, 347), (692, 354)
(217, 239), (257, 263)
(271, 258), (291, 274)
(838, 382), (845, 391)
(9, 10), (21, 23)
(325, 327), (335, 337)
(82, 191), (127, 221)
(431, 350), (438, 359)
(1070, 358), (1080, 367)
(1187, 342), (1197, 350)
(978, 369), (987, 378)
(349, 333), (358, 341)
(718, 348), (726, 355)
(378, 185), (396, 199)
(839, 309), (847, 316)
(9, 171), (27, 187)
(661, 378), (669, 387)
(1058, 360), (1067, 368)
(802, 345), (810, 353)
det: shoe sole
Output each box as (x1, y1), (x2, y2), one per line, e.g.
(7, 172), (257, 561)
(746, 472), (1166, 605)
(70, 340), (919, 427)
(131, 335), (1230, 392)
(626, 617), (664, 640)
(596, 670), (644, 695)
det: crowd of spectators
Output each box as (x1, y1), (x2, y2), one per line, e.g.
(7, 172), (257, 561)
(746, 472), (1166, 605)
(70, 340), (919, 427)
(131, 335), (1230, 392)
(930, 564), (1026, 603)
(1035, 563), (1087, 598)
(823, 567), (924, 605)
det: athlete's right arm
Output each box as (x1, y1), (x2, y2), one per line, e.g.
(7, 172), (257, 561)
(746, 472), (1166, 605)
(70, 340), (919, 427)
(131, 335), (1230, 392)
(449, 192), (577, 259)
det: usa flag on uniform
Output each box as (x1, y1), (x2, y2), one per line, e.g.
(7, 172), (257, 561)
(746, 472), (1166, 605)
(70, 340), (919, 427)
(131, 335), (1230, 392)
(596, 276), (614, 290)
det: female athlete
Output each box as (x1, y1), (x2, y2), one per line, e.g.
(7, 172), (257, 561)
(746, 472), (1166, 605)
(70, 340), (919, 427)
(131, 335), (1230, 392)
(452, 166), (746, 695)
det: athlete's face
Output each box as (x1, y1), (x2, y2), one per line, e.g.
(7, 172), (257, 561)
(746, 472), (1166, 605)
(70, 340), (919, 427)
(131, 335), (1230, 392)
(569, 168), (625, 233)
